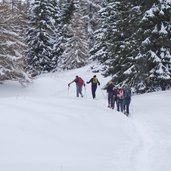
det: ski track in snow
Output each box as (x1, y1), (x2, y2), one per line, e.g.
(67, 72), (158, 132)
(129, 91), (171, 171)
(0, 65), (171, 171)
(129, 116), (154, 171)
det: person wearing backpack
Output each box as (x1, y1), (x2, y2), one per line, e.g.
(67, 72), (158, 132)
(68, 75), (85, 97)
(86, 75), (100, 99)
(106, 81), (114, 109)
(123, 85), (131, 116)
(117, 86), (124, 112)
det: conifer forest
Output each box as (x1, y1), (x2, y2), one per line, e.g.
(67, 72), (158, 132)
(0, 0), (171, 93)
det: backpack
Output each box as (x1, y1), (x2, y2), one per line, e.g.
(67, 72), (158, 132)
(118, 89), (124, 99)
(92, 78), (98, 84)
(107, 84), (114, 93)
(77, 77), (84, 86)
(124, 89), (131, 100)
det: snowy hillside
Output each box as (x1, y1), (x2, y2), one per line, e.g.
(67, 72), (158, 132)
(0, 65), (171, 171)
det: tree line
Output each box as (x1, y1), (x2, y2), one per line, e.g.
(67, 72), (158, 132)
(0, 0), (171, 93)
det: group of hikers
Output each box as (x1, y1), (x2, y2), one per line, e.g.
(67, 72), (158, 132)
(68, 75), (100, 99)
(106, 81), (131, 116)
(68, 75), (131, 116)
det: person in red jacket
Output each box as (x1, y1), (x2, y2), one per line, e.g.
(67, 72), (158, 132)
(68, 76), (85, 97)
(117, 86), (124, 112)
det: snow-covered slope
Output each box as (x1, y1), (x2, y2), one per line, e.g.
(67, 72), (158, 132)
(0, 65), (170, 171)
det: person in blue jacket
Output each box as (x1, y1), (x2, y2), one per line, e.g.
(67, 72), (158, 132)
(123, 85), (131, 116)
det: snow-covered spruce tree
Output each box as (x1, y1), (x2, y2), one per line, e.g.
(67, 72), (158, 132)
(90, 1), (109, 64)
(103, 0), (143, 86)
(91, 0), (141, 76)
(60, 0), (75, 25)
(80, 0), (102, 50)
(134, 0), (171, 92)
(0, 2), (30, 84)
(59, 0), (89, 70)
(49, 0), (64, 72)
(95, 0), (171, 92)
(26, 0), (58, 74)
(57, 0), (75, 70)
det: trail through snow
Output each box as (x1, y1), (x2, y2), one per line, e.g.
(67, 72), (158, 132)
(0, 65), (171, 171)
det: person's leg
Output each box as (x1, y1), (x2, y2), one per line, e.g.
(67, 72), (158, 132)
(126, 100), (131, 115)
(76, 85), (79, 97)
(79, 86), (83, 97)
(92, 86), (96, 99)
(126, 105), (129, 115)
(77, 85), (83, 97)
(120, 99), (124, 112)
(108, 93), (112, 107)
(93, 86), (97, 98)
(123, 100), (126, 113)
(91, 86), (94, 98)
(116, 99), (120, 111)
(111, 95), (114, 109)
(113, 97), (116, 109)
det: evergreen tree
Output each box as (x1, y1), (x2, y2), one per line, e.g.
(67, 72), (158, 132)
(96, 0), (171, 93)
(104, 0), (142, 86)
(90, 0), (113, 66)
(50, 0), (63, 71)
(134, 0), (171, 92)
(59, 0), (89, 70)
(60, 0), (75, 25)
(26, 0), (57, 74)
(79, 0), (102, 49)
(0, 2), (30, 84)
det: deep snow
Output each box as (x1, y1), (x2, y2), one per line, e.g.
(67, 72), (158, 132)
(0, 65), (171, 171)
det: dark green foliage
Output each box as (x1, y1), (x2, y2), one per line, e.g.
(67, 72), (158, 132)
(90, 1), (112, 64)
(135, 0), (171, 92)
(26, 0), (60, 74)
(58, 0), (89, 70)
(61, 0), (75, 24)
(94, 0), (171, 93)
(0, 2), (30, 83)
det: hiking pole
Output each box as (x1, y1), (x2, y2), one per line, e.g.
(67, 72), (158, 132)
(67, 85), (70, 96)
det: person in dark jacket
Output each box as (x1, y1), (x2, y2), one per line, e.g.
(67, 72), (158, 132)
(123, 85), (131, 116)
(106, 81), (114, 109)
(68, 75), (85, 97)
(113, 87), (118, 110)
(87, 75), (100, 99)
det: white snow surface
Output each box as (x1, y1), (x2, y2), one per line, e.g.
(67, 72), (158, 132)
(0, 65), (171, 171)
